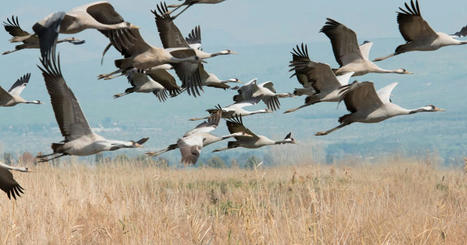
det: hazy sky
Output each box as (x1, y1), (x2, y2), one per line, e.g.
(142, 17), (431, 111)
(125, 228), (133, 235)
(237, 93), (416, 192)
(0, 0), (466, 156)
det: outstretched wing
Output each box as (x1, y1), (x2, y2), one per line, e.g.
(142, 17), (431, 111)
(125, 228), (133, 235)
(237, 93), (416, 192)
(3, 16), (30, 38)
(106, 28), (151, 57)
(289, 43), (314, 88)
(289, 44), (342, 92)
(146, 68), (183, 97)
(226, 116), (258, 141)
(340, 81), (383, 113)
(320, 18), (363, 66)
(177, 137), (202, 165)
(377, 82), (398, 104)
(185, 109), (221, 136)
(397, 0), (437, 42)
(185, 25), (202, 49)
(453, 25), (467, 37)
(153, 2), (203, 97)
(0, 167), (24, 200)
(359, 41), (373, 60)
(8, 73), (31, 96)
(37, 51), (93, 141)
(85, 2), (125, 25)
(33, 11), (66, 58)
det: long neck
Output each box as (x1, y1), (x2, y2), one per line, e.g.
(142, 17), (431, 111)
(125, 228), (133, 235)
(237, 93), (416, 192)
(24, 100), (41, 104)
(408, 106), (432, 115)
(374, 67), (402, 74)
(0, 162), (28, 172)
(274, 140), (292, 145)
(249, 109), (268, 115)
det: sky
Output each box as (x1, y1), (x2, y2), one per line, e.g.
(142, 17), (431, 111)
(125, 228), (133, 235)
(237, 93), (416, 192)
(0, 0), (466, 162)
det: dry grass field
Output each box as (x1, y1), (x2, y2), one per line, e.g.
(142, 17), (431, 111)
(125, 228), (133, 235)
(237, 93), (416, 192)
(0, 158), (466, 244)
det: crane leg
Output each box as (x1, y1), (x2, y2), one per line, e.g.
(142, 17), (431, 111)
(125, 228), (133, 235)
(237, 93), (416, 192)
(315, 123), (349, 136)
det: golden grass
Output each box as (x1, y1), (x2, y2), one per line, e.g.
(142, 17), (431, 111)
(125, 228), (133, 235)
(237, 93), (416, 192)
(0, 159), (466, 244)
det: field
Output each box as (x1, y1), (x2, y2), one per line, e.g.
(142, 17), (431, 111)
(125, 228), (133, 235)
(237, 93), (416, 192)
(0, 159), (466, 244)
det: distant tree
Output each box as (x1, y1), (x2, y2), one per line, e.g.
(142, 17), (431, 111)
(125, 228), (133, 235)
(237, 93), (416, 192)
(206, 156), (226, 168)
(20, 152), (34, 164)
(95, 153), (104, 164)
(245, 156), (262, 170)
(3, 152), (12, 164)
(114, 154), (130, 163)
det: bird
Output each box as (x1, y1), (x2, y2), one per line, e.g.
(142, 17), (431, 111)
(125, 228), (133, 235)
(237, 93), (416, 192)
(32, 1), (139, 57)
(36, 50), (149, 162)
(2, 16), (84, 55)
(233, 79), (293, 111)
(212, 115), (295, 152)
(152, 2), (209, 97)
(0, 161), (28, 200)
(452, 25), (467, 37)
(285, 43), (354, 114)
(320, 18), (412, 76)
(146, 110), (242, 165)
(167, 0), (226, 19)
(97, 28), (200, 84)
(113, 68), (183, 101)
(189, 103), (272, 121)
(185, 25), (237, 59)
(315, 81), (445, 136)
(199, 68), (240, 90)
(374, 0), (467, 62)
(0, 73), (42, 107)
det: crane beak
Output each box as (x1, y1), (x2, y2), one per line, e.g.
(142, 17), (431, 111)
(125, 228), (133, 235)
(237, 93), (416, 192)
(435, 107), (446, 112)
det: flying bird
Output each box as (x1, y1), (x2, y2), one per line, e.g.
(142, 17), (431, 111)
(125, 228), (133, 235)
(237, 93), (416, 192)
(32, 1), (139, 57)
(315, 81), (444, 136)
(212, 116), (295, 152)
(185, 26), (237, 59)
(321, 18), (412, 76)
(98, 28), (199, 82)
(146, 110), (242, 165)
(36, 50), (149, 162)
(285, 43), (354, 114)
(189, 103), (271, 121)
(233, 79), (293, 111)
(114, 68), (182, 99)
(2, 16), (84, 55)
(167, 0), (226, 19)
(0, 73), (42, 107)
(0, 161), (28, 200)
(374, 0), (467, 62)
(152, 3), (215, 96)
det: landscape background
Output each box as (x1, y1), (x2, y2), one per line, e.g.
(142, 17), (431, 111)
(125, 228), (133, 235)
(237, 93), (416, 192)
(0, 0), (466, 166)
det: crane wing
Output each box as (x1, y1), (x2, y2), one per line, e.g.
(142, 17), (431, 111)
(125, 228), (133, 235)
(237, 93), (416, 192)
(377, 82), (398, 104)
(359, 41), (373, 60)
(397, 0), (437, 42)
(38, 51), (93, 142)
(85, 2), (125, 25)
(185, 25), (202, 49)
(0, 167), (24, 200)
(146, 69), (183, 97)
(320, 18), (363, 66)
(177, 137), (202, 165)
(341, 81), (383, 113)
(185, 109), (221, 136)
(3, 16), (30, 38)
(289, 43), (314, 89)
(0, 86), (13, 104)
(153, 2), (203, 96)
(226, 116), (258, 141)
(8, 73), (31, 96)
(453, 25), (467, 37)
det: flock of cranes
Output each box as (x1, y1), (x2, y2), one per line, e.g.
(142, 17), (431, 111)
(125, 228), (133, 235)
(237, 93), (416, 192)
(0, 0), (465, 199)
